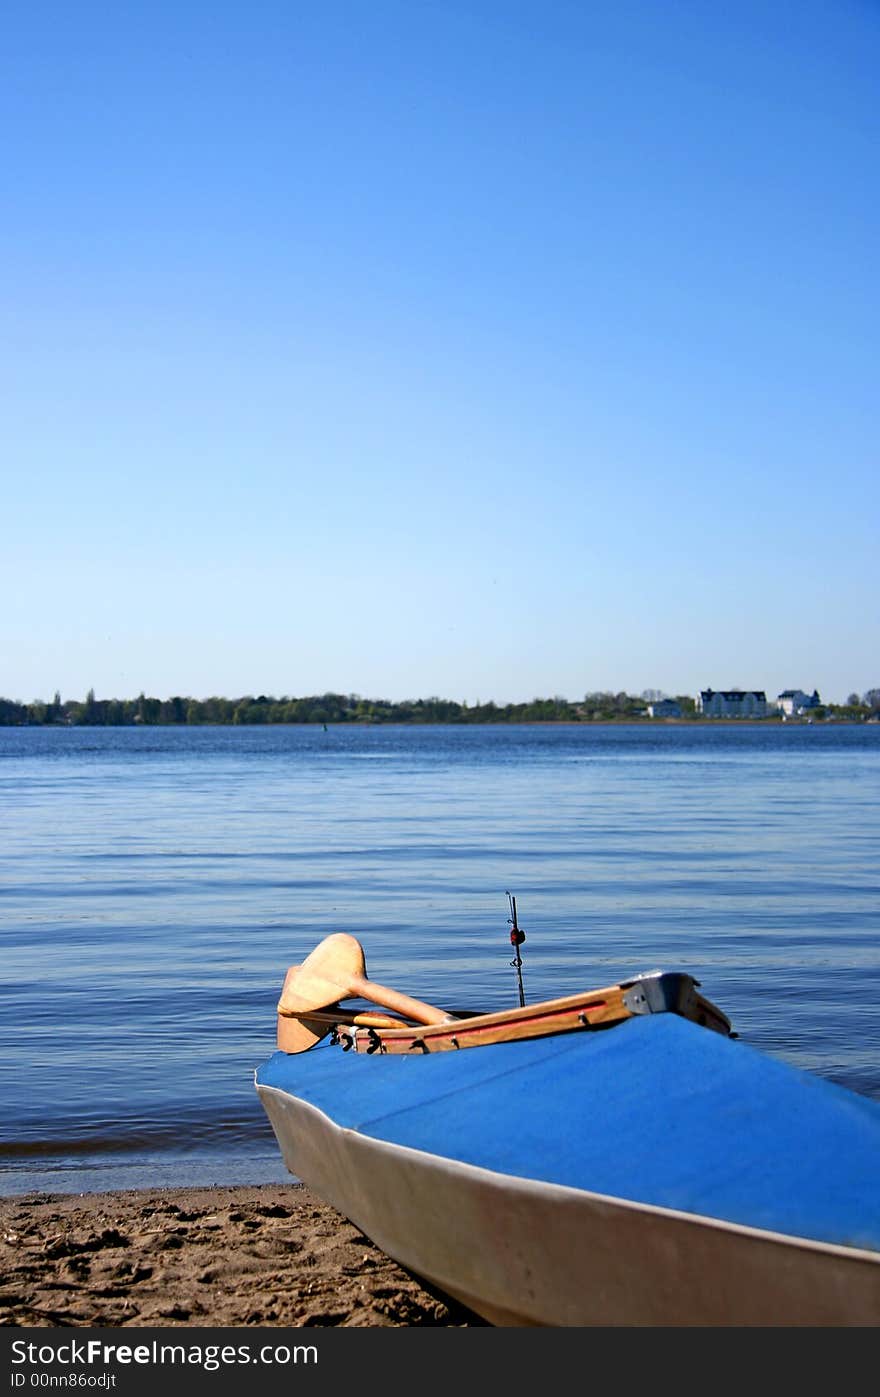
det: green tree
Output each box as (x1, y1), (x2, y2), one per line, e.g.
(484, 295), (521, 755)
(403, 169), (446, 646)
(161, 696), (188, 723)
(136, 693), (161, 724)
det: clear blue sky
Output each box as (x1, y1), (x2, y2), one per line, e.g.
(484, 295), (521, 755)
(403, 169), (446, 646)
(3, 1), (877, 706)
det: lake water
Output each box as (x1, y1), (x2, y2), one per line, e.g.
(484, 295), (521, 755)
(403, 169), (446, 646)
(2, 722), (879, 1197)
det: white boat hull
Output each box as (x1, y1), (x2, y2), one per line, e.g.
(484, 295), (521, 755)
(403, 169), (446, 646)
(258, 1082), (880, 1326)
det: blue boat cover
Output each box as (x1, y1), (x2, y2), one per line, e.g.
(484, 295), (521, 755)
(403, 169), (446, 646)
(256, 1016), (880, 1254)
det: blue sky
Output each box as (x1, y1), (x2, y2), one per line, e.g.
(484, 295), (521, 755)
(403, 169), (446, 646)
(3, 1), (877, 706)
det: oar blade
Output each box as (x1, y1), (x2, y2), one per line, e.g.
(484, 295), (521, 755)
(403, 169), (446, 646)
(276, 1012), (329, 1053)
(276, 932), (452, 1031)
(277, 933), (368, 1014)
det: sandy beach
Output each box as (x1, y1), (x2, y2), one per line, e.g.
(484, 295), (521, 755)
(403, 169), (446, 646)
(0, 1184), (481, 1328)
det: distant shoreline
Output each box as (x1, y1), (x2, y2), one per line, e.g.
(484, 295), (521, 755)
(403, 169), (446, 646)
(5, 691), (875, 727)
(2, 717), (871, 729)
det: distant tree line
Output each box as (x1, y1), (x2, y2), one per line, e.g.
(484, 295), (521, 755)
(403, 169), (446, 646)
(2, 688), (879, 726)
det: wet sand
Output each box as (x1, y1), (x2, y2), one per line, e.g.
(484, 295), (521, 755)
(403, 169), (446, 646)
(0, 1184), (482, 1328)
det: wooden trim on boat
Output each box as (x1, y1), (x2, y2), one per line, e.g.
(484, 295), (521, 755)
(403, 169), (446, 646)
(276, 971), (732, 1055)
(345, 983), (633, 1053)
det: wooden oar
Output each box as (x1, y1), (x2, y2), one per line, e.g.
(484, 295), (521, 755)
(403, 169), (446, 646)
(276, 993), (414, 1053)
(276, 933), (451, 1046)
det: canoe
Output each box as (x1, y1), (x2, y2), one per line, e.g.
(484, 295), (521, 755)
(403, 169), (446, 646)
(255, 937), (880, 1326)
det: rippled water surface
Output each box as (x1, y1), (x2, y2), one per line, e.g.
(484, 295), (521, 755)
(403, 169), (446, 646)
(2, 722), (878, 1194)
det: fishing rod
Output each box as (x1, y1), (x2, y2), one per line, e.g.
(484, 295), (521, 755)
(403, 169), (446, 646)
(506, 891), (526, 1007)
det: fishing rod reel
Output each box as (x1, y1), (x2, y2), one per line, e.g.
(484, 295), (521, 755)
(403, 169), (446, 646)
(506, 891), (526, 1008)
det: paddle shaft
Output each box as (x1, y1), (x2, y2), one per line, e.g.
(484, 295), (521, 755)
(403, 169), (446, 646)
(276, 1005), (413, 1053)
(339, 972), (450, 1025)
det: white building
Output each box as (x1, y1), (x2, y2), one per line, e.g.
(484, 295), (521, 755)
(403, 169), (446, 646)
(776, 689), (821, 717)
(697, 689), (768, 718)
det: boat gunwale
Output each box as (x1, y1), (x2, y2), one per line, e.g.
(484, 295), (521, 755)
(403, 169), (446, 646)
(278, 972), (732, 1054)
